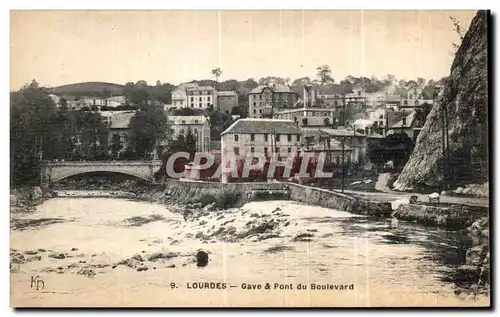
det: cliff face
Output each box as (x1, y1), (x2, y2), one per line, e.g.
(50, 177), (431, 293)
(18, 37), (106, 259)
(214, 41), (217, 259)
(393, 11), (488, 191)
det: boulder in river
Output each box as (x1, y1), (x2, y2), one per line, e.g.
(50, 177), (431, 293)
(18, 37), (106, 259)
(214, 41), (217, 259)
(196, 250), (209, 267)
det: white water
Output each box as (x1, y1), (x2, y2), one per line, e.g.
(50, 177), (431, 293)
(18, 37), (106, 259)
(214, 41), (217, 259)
(10, 198), (488, 307)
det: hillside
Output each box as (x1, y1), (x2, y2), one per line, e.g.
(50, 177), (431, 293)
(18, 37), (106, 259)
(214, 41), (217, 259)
(51, 82), (126, 97)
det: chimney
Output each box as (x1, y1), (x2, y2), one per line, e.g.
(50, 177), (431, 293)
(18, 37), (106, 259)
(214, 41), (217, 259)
(402, 116), (407, 126)
(364, 127), (369, 135)
(303, 86), (308, 107)
(311, 87), (316, 106)
(370, 126), (374, 135)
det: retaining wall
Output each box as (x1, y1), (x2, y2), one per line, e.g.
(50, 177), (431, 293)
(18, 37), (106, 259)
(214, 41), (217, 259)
(163, 179), (393, 216)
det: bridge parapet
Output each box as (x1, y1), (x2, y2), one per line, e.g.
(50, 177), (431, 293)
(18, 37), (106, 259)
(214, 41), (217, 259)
(40, 160), (163, 184)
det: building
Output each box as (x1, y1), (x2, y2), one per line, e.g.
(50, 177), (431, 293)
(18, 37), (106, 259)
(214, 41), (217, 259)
(107, 111), (136, 154)
(387, 109), (430, 142)
(319, 94), (345, 109)
(220, 118), (302, 161)
(167, 115), (211, 152)
(217, 91), (239, 114)
(248, 84), (298, 118)
(273, 108), (341, 127)
(317, 127), (384, 164)
(400, 84), (434, 108)
(171, 83), (217, 110)
(300, 127), (354, 165)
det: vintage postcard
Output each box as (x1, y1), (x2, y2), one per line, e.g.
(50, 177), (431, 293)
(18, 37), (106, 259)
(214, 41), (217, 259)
(10, 9), (490, 308)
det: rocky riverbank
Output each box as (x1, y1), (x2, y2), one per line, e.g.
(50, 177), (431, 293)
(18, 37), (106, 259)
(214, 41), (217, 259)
(453, 217), (490, 299)
(392, 202), (488, 229)
(10, 186), (57, 215)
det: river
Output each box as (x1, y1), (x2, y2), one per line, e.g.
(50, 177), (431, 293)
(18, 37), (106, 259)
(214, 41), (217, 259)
(10, 196), (489, 307)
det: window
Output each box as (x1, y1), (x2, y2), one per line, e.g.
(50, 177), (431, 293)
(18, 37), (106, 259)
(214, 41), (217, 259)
(297, 135), (301, 142)
(234, 147), (240, 156)
(334, 101), (338, 106)
(250, 134), (255, 141)
(259, 109), (262, 114)
(194, 129), (198, 134)
(174, 101), (177, 106)
(251, 147), (255, 153)
(409, 94), (413, 99)
(169, 129), (175, 134)
(191, 103), (194, 108)
(287, 134), (292, 142)
(264, 134), (269, 142)
(199, 97), (202, 101)
(180, 129), (185, 135)
(207, 96), (211, 101)
(234, 134), (239, 142)
(324, 112), (328, 116)
(253, 109), (256, 114)
(264, 147), (268, 156)
(379, 120), (384, 126)
(195, 120), (199, 123)
(191, 97), (194, 102)
(275, 147), (279, 155)
(288, 147), (292, 154)
(253, 102), (256, 107)
(199, 104), (202, 108)
(276, 134), (281, 142)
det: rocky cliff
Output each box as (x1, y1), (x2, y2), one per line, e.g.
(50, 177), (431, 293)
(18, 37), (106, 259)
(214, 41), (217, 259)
(393, 11), (489, 191)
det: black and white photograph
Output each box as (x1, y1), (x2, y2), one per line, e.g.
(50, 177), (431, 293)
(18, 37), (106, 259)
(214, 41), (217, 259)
(9, 8), (490, 307)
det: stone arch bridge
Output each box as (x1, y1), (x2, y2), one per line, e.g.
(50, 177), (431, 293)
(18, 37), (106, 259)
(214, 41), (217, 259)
(40, 160), (163, 184)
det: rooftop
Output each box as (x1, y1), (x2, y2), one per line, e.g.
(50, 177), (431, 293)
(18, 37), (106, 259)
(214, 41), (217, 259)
(221, 118), (301, 136)
(250, 84), (293, 94)
(168, 115), (209, 125)
(390, 111), (416, 129)
(217, 91), (237, 96)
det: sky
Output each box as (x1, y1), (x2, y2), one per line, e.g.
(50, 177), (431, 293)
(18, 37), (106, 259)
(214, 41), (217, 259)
(10, 10), (477, 89)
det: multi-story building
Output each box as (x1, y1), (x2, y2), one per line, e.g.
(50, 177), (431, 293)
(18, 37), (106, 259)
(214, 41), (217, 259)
(171, 83), (217, 110)
(216, 91), (239, 114)
(248, 84), (298, 118)
(167, 115), (211, 152)
(106, 111), (136, 155)
(317, 127), (384, 164)
(220, 118), (302, 162)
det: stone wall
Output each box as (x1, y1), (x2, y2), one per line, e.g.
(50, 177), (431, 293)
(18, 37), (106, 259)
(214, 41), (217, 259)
(287, 183), (393, 217)
(161, 179), (393, 216)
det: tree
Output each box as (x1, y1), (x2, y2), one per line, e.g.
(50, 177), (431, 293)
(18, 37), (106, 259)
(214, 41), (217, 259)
(385, 74), (397, 85)
(316, 65), (334, 85)
(128, 105), (168, 159)
(109, 133), (123, 159)
(449, 15), (465, 49)
(292, 77), (312, 86)
(11, 81), (56, 185)
(185, 127), (198, 160)
(417, 77), (426, 88)
(211, 67), (223, 84)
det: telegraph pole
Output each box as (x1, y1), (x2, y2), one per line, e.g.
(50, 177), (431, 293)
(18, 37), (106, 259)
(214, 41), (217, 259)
(341, 136), (345, 193)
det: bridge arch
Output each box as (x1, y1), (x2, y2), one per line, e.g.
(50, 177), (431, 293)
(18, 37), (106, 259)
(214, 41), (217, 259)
(49, 170), (152, 183)
(40, 160), (163, 184)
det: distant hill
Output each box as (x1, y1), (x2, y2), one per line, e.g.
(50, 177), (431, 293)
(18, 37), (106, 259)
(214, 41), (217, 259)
(50, 82), (126, 97)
